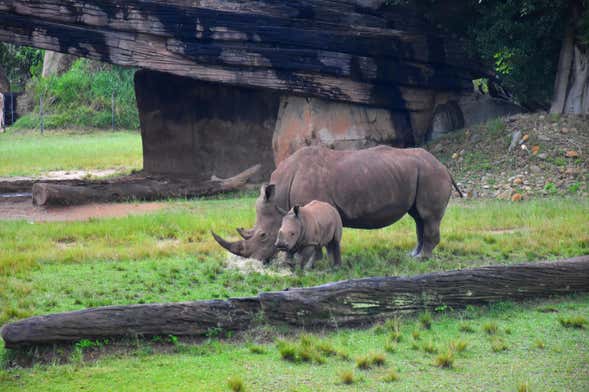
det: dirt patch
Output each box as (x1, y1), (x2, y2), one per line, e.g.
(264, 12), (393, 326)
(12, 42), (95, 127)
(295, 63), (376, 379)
(0, 169), (123, 183)
(0, 197), (164, 222)
(482, 228), (527, 235)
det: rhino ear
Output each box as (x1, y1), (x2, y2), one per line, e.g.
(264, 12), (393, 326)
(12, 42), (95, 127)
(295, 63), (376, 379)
(293, 205), (300, 217)
(263, 184), (276, 201)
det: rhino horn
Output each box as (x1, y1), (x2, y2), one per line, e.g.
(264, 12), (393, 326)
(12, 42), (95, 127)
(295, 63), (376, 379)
(211, 231), (250, 257)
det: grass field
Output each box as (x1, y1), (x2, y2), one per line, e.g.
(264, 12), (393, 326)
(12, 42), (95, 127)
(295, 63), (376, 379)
(0, 196), (588, 391)
(0, 130), (142, 177)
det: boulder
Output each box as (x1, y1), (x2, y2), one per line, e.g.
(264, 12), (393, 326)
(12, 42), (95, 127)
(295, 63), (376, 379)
(272, 96), (412, 165)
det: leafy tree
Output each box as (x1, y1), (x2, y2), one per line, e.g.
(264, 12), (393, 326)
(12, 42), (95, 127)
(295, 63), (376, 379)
(0, 43), (43, 89)
(387, 0), (586, 112)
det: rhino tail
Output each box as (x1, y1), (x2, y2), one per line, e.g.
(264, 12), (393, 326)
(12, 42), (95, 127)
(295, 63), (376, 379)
(449, 173), (464, 198)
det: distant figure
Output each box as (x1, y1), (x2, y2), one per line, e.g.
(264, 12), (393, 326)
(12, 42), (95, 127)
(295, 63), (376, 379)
(0, 92), (5, 133)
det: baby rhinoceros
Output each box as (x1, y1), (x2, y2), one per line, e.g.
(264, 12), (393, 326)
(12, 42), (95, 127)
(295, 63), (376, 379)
(275, 200), (342, 270)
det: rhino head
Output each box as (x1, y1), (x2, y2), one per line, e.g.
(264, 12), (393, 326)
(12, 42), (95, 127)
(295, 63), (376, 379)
(212, 184), (283, 262)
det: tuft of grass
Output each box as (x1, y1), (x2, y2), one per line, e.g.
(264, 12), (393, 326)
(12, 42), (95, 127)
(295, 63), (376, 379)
(356, 355), (371, 370)
(420, 311), (433, 330)
(382, 368), (400, 382)
(384, 340), (397, 353)
(422, 339), (438, 354)
(449, 339), (468, 353)
(491, 338), (509, 353)
(517, 381), (532, 392)
(389, 331), (403, 343)
(248, 344), (266, 354)
(533, 339), (545, 350)
(369, 352), (386, 367)
(338, 370), (356, 385)
(411, 341), (420, 351)
(434, 351), (455, 369)
(558, 315), (587, 329)
(411, 329), (421, 340)
(483, 321), (499, 335)
(459, 323), (475, 333)
(317, 341), (338, 357)
(227, 376), (245, 392)
(276, 340), (298, 363)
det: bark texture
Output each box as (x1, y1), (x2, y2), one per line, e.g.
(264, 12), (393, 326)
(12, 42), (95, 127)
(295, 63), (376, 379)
(2, 256), (588, 348)
(32, 164), (260, 206)
(550, 0), (589, 114)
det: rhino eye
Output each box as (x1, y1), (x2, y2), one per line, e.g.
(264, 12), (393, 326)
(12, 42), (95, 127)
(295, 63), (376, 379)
(290, 232), (295, 236)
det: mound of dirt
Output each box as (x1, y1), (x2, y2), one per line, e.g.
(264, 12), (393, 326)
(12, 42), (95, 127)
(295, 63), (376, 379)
(428, 112), (588, 199)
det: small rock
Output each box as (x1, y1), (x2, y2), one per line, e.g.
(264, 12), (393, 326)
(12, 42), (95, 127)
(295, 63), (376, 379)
(483, 185), (490, 189)
(513, 178), (523, 185)
(531, 145), (540, 155)
(452, 152), (459, 160)
(520, 134), (529, 144)
(538, 153), (548, 159)
(511, 193), (523, 202)
(565, 150), (579, 158)
(538, 134), (550, 141)
(530, 165), (542, 174)
(539, 115), (545, 120)
(561, 127), (569, 134)
(565, 167), (580, 176)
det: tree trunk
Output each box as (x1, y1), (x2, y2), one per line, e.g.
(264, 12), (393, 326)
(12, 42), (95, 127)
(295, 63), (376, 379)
(2, 256), (588, 348)
(32, 164), (260, 206)
(550, 0), (589, 114)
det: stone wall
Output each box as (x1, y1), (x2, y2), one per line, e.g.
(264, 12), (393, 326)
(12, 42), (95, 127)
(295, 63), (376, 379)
(135, 70), (278, 182)
(272, 96), (413, 165)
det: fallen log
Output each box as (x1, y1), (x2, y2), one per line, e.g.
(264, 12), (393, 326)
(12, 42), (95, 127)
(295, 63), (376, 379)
(32, 164), (260, 206)
(2, 256), (588, 348)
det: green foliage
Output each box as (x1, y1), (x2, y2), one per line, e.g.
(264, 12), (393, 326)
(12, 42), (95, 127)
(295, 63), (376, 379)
(382, 368), (400, 382)
(483, 321), (499, 335)
(385, 0), (570, 109)
(0, 44), (43, 89)
(13, 59), (139, 130)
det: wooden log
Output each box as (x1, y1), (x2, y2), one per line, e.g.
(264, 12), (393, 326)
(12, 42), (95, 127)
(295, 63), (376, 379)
(1, 257), (588, 348)
(259, 256), (589, 327)
(0, 298), (261, 349)
(32, 164), (261, 206)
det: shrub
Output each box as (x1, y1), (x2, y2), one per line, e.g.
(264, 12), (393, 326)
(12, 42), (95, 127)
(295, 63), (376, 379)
(533, 339), (545, 350)
(356, 355), (371, 370)
(369, 352), (386, 366)
(13, 59), (140, 130)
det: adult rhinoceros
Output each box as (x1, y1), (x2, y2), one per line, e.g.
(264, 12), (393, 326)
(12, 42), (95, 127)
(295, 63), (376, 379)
(212, 145), (461, 262)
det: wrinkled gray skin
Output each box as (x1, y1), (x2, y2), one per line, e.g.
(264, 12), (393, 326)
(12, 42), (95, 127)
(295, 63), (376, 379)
(275, 201), (343, 270)
(213, 145), (461, 262)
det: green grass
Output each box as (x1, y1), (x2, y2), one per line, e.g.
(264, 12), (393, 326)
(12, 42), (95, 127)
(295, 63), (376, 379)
(0, 195), (588, 390)
(1, 297), (587, 391)
(0, 130), (142, 177)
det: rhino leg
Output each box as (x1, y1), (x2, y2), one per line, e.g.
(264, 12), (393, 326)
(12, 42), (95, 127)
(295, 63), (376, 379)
(408, 208), (424, 257)
(298, 246), (317, 270)
(314, 246), (323, 261)
(327, 240), (341, 267)
(419, 218), (441, 259)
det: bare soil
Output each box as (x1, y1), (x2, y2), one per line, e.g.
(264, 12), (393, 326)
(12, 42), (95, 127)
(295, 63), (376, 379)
(0, 196), (164, 221)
